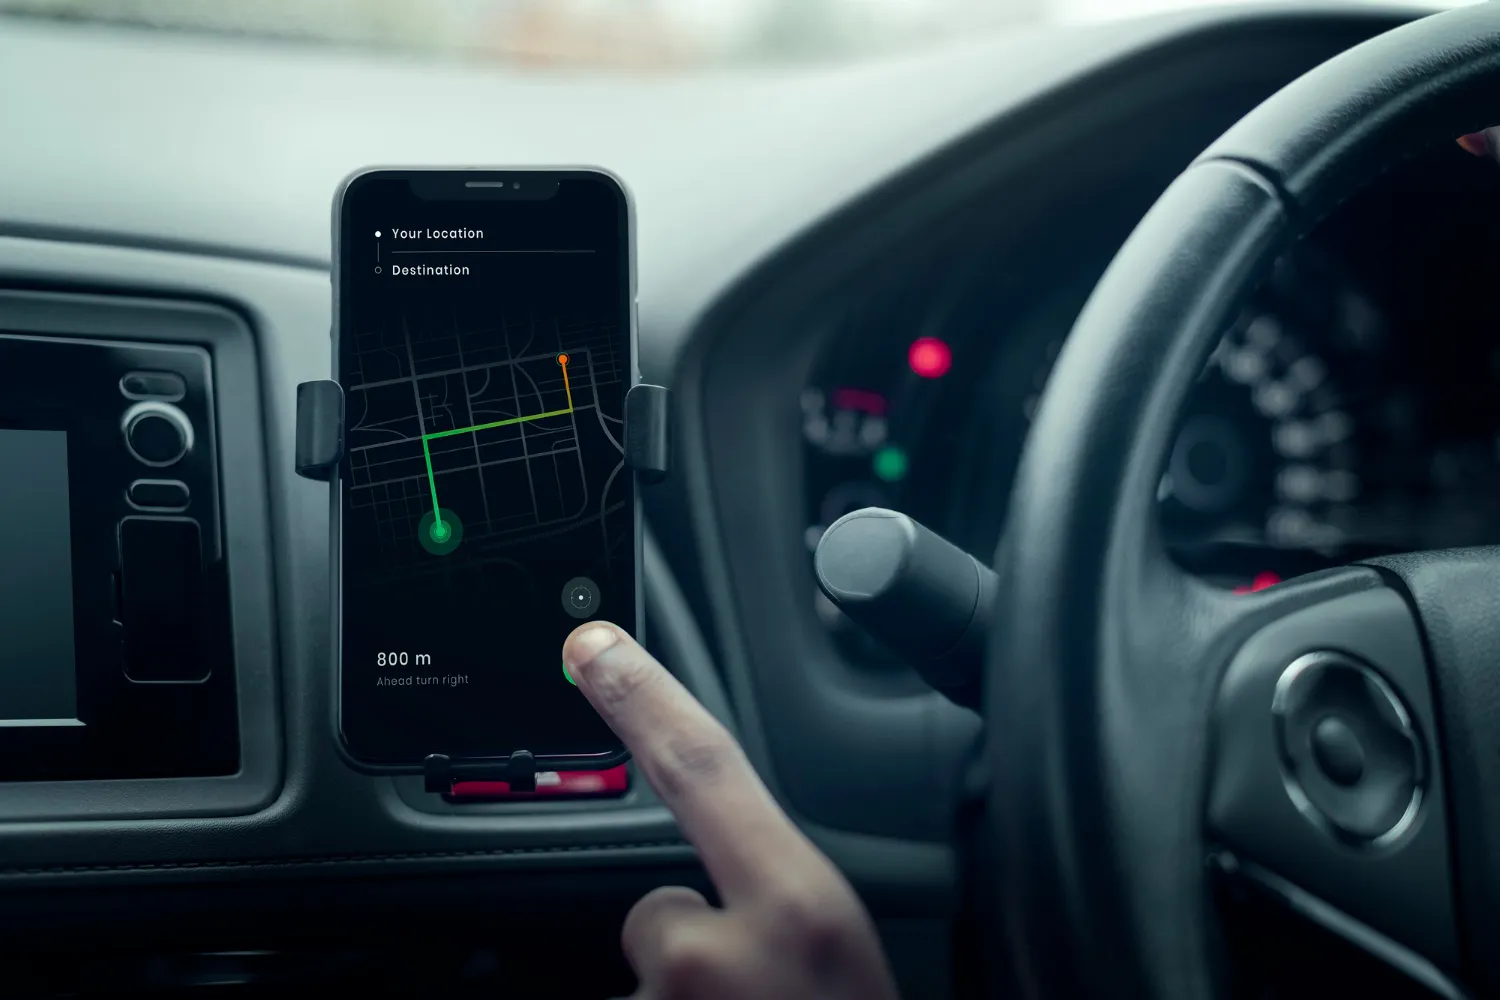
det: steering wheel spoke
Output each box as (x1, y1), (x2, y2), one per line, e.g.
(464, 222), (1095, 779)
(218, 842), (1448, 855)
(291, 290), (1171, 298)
(1206, 568), (1460, 990)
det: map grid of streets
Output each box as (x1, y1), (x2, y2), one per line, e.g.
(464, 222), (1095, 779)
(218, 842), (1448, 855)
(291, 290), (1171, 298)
(344, 310), (627, 582)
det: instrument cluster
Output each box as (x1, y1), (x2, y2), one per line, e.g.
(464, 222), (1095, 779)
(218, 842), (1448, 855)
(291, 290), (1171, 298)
(803, 144), (1500, 659)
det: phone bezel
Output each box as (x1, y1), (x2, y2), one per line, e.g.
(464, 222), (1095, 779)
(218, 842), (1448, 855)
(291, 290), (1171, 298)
(329, 166), (638, 775)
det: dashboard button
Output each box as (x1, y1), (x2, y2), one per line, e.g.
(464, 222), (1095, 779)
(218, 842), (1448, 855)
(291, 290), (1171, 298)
(122, 401), (194, 467)
(127, 479), (190, 512)
(120, 370), (187, 401)
(118, 517), (207, 683)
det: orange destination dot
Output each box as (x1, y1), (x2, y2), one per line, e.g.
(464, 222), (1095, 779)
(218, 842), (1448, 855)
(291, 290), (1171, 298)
(556, 353), (570, 366)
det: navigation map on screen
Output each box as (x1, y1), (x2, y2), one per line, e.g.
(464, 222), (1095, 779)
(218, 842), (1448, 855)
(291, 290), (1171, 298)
(337, 172), (632, 763)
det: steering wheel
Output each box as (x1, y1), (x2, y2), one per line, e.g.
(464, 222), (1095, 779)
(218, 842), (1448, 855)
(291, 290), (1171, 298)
(988, 4), (1500, 997)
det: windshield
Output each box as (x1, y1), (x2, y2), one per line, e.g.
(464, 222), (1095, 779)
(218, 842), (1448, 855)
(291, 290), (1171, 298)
(0, 0), (1480, 66)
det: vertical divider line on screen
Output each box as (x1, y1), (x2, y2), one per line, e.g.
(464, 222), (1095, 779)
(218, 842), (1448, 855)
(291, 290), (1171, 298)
(423, 353), (573, 534)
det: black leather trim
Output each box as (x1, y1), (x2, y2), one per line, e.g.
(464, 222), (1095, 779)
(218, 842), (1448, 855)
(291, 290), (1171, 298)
(1199, 4), (1500, 213)
(988, 159), (1290, 1000)
(1366, 549), (1500, 991)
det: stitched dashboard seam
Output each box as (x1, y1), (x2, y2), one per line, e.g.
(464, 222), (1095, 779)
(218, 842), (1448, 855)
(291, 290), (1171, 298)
(0, 840), (692, 877)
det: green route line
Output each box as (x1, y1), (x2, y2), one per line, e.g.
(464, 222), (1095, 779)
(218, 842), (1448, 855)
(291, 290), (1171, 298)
(422, 354), (574, 541)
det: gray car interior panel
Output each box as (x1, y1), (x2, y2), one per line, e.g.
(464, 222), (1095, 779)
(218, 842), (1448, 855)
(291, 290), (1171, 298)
(675, 9), (1414, 848)
(0, 2), (1427, 931)
(0, 236), (690, 879)
(0, 290), (279, 822)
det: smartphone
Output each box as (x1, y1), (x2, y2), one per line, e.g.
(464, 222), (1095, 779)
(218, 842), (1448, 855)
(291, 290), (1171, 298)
(332, 168), (635, 771)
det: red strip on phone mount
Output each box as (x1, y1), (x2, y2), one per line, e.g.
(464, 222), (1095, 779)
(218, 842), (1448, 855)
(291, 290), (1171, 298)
(295, 379), (672, 792)
(449, 764), (630, 800)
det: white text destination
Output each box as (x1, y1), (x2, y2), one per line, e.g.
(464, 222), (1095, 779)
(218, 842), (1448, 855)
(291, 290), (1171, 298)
(391, 264), (470, 276)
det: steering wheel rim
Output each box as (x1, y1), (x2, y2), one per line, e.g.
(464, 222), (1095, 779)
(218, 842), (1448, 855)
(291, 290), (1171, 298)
(986, 6), (1500, 998)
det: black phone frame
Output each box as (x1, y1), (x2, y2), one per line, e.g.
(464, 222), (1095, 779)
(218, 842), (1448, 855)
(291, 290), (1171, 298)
(310, 167), (668, 792)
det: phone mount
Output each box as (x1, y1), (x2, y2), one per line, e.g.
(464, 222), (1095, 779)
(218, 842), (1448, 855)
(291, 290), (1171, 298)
(294, 379), (671, 485)
(421, 751), (537, 794)
(294, 378), (671, 792)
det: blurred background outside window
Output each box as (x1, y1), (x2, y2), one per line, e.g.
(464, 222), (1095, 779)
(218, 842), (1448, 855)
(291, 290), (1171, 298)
(0, 0), (1477, 69)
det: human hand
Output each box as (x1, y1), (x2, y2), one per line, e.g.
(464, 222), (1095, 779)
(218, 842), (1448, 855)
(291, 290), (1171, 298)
(562, 622), (901, 1000)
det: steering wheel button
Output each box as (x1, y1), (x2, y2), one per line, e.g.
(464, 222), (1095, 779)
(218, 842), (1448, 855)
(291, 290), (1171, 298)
(1273, 652), (1422, 844)
(1310, 715), (1365, 786)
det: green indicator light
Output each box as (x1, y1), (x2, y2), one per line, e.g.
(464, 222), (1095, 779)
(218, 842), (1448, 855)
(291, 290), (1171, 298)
(563, 660), (577, 686)
(872, 445), (909, 483)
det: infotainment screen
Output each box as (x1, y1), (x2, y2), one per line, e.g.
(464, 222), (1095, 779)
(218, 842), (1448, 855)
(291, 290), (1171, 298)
(0, 323), (240, 782)
(0, 428), (80, 724)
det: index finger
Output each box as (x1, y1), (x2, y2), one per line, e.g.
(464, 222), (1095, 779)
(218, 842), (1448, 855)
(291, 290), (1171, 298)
(563, 621), (823, 904)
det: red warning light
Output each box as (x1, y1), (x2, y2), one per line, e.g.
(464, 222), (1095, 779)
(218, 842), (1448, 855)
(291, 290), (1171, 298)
(908, 337), (952, 379)
(1233, 571), (1282, 595)
(831, 387), (887, 415)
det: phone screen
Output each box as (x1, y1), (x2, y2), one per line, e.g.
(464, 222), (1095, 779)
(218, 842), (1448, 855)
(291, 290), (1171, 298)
(335, 170), (633, 765)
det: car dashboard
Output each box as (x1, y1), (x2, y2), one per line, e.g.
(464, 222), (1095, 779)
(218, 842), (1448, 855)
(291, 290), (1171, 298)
(0, 3), (1482, 994)
(801, 138), (1500, 619)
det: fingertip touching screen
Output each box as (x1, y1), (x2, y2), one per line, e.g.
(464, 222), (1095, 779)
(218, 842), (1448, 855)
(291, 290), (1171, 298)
(336, 170), (634, 767)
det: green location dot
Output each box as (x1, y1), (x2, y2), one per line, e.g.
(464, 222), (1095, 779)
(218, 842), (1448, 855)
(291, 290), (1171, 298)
(417, 508), (463, 555)
(563, 660), (577, 686)
(872, 444), (909, 483)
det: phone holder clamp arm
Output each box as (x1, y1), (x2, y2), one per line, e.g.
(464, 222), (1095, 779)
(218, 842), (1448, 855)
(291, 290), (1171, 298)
(298, 380), (668, 484)
(294, 380), (345, 482)
(624, 384), (670, 484)
(424, 751), (537, 795)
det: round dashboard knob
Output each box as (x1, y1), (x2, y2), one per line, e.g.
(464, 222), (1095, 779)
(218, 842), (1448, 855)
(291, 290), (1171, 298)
(122, 401), (194, 468)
